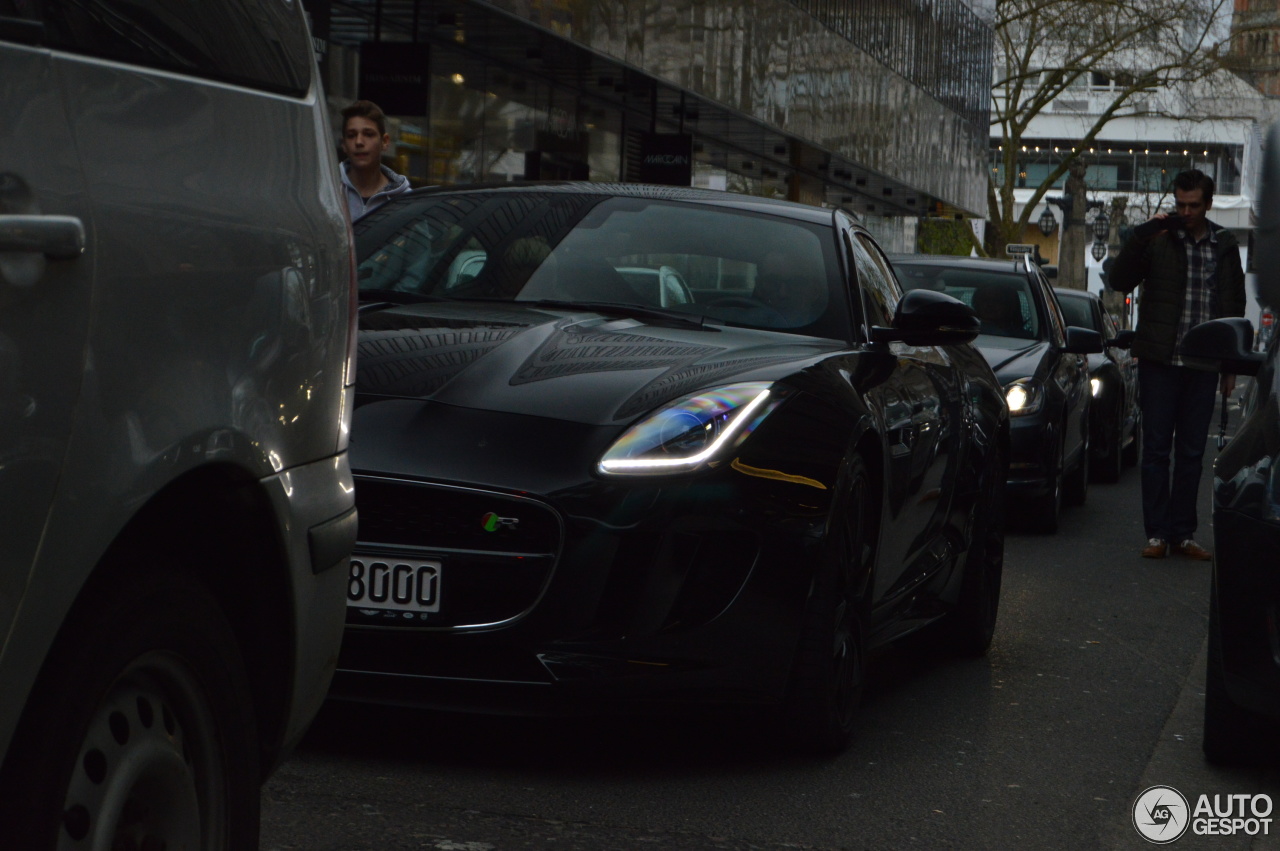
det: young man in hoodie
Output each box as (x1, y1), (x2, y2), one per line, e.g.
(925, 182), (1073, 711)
(1110, 169), (1246, 561)
(339, 100), (410, 221)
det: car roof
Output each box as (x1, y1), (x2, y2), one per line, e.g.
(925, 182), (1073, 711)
(377, 181), (841, 227)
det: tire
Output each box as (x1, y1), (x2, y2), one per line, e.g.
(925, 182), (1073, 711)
(1122, 410), (1142, 468)
(1203, 582), (1279, 765)
(1092, 407), (1123, 484)
(0, 568), (260, 849)
(946, 444), (1006, 656)
(1063, 426), (1089, 507)
(781, 454), (873, 756)
(1025, 433), (1062, 534)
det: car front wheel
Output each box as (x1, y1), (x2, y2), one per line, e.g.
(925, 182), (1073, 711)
(1025, 429), (1062, 534)
(0, 568), (260, 849)
(781, 454), (873, 755)
(1092, 406), (1124, 484)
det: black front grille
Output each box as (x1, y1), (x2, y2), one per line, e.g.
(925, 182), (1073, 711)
(355, 477), (560, 554)
(350, 477), (563, 629)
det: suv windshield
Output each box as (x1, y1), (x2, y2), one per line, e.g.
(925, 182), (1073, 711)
(355, 192), (849, 338)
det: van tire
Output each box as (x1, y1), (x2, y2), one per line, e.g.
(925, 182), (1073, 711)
(0, 567), (260, 850)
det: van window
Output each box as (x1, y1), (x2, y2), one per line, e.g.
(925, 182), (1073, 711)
(40, 0), (312, 96)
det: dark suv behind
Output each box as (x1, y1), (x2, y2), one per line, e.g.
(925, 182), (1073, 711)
(0, 2), (356, 846)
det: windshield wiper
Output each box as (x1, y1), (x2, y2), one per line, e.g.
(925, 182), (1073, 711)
(520, 300), (719, 330)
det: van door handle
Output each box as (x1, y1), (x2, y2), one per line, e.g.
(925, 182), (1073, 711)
(0, 215), (86, 259)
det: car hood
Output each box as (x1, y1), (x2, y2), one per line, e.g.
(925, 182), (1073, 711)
(355, 301), (846, 425)
(972, 335), (1050, 384)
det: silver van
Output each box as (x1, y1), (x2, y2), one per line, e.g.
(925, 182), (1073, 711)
(0, 2), (356, 847)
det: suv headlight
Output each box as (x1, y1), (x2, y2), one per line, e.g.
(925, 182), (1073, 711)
(598, 381), (790, 476)
(1005, 378), (1045, 417)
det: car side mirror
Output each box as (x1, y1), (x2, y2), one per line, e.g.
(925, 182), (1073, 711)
(1178, 317), (1265, 376)
(1063, 325), (1104, 354)
(1106, 329), (1136, 349)
(870, 288), (980, 346)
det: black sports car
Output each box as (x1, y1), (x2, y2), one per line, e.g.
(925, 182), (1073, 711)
(1053, 288), (1140, 483)
(1190, 119), (1280, 765)
(892, 256), (1103, 533)
(334, 183), (1009, 753)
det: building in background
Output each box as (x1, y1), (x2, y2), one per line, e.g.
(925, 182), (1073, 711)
(1229, 0), (1280, 96)
(993, 61), (1268, 318)
(303, 0), (995, 251)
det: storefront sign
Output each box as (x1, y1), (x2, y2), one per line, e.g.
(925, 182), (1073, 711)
(640, 133), (693, 186)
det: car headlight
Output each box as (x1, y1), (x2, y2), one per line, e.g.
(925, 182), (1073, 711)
(1005, 379), (1045, 417)
(1090, 377), (1102, 398)
(598, 381), (790, 476)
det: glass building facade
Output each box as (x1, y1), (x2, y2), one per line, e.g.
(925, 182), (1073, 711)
(309, 0), (993, 243)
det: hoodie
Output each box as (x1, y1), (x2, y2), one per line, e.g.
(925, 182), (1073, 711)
(340, 161), (411, 222)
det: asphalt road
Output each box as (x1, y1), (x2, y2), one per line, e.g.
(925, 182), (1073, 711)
(262, 398), (1280, 850)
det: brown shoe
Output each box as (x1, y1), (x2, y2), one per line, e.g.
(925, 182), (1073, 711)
(1175, 538), (1212, 560)
(1142, 538), (1168, 558)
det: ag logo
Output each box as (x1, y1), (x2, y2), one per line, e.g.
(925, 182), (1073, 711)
(1133, 785), (1190, 844)
(481, 512), (519, 533)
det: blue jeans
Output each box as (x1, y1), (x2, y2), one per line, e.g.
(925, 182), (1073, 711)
(1138, 360), (1219, 542)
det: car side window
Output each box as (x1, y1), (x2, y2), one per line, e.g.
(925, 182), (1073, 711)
(1102, 307), (1119, 340)
(848, 234), (899, 329)
(39, 0), (313, 96)
(1039, 276), (1068, 346)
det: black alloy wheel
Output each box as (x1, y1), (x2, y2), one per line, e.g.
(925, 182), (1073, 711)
(947, 443), (1007, 656)
(1092, 403), (1124, 484)
(1063, 417), (1089, 507)
(1025, 427), (1062, 534)
(1122, 410), (1142, 468)
(782, 454), (874, 755)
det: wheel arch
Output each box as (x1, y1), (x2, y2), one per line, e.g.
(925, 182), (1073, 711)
(87, 462), (294, 776)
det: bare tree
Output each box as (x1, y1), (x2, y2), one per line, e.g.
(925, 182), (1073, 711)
(985, 0), (1261, 257)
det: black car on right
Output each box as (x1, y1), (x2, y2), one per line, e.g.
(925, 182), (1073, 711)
(1186, 118), (1280, 764)
(893, 255), (1102, 533)
(1180, 316), (1277, 763)
(1053, 288), (1140, 483)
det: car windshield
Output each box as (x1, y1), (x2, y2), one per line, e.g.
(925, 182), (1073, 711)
(1056, 295), (1099, 332)
(355, 192), (848, 337)
(896, 265), (1040, 340)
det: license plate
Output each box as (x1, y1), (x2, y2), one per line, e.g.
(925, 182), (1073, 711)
(347, 555), (441, 614)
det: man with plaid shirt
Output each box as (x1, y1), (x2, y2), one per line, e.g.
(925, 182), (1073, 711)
(1112, 169), (1246, 559)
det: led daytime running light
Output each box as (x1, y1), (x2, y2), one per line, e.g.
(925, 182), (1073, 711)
(600, 388), (773, 473)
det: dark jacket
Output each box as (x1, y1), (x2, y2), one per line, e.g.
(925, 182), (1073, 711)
(1110, 219), (1246, 364)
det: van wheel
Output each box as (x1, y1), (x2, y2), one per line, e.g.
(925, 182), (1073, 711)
(0, 569), (259, 849)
